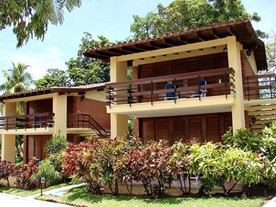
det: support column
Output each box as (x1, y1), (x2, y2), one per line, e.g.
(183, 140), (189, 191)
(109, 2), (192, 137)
(52, 94), (67, 137)
(110, 57), (128, 82)
(111, 114), (128, 138)
(1, 135), (16, 163)
(110, 57), (129, 138)
(227, 36), (245, 131)
(1, 102), (16, 163)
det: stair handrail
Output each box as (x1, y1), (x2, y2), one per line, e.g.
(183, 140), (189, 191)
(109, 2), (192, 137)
(69, 113), (110, 138)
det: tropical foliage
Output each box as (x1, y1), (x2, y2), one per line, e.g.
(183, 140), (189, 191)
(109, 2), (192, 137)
(35, 33), (111, 87)
(13, 157), (39, 189)
(130, 0), (263, 39)
(0, 0), (82, 47)
(62, 130), (276, 198)
(46, 132), (68, 156)
(34, 68), (70, 88)
(66, 33), (110, 86)
(0, 62), (32, 95)
(0, 160), (14, 187)
(266, 34), (276, 73)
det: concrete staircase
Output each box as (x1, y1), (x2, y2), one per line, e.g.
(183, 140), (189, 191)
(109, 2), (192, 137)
(247, 102), (276, 132)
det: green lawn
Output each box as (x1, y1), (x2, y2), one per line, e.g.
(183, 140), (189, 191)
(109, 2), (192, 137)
(0, 183), (68, 197)
(39, 186), (265, 207)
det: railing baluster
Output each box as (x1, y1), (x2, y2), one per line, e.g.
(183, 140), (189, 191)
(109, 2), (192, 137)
(173, 78), (177, 104)
(128, 83), (132, 107)
(224, 72), (228, 99)
(109, 86), (112, 109)
(198, 75), (201, 101)
(151, 81), (153, 105)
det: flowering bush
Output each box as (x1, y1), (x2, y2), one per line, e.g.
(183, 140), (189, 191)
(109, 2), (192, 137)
(61, 134), (275, 197)
(62, 137), (103, 194)
(0, 159), (14, 187)
(13, 157), (38, 189)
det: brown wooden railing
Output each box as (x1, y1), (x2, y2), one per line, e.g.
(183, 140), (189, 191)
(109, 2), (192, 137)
(0, 112), (54, 131)
(67, 113), (110, 138)
(244, 74), (276, 100)
(106, 68), (235, 107)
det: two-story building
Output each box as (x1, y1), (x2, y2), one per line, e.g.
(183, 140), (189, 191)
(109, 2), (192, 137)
(83, 19), (274, 145)
(1, 19), (274, 164)
(0, 83), (110, 163)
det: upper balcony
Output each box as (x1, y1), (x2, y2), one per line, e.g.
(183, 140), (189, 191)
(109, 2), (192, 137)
(0, 112), (110, 137)
(0, 112), (55, 135)
(106, 68), (236, 117)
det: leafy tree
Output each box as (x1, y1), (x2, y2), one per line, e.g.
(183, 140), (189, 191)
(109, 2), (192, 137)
(0, 0), (82, 47)
(130, 0), (261, 38)
(34, 68), (70, 88)
(66, 33), (110, 86)
(266, 34), (276, 73)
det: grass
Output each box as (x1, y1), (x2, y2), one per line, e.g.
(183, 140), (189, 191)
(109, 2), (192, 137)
(0, 183), (68, 197)
(38, 186), (266, 207)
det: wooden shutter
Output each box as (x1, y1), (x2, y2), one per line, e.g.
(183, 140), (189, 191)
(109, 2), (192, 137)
(172, 117), (186, 143)
(140, 118), (156, 143)
(189, 117), (202, 141)
(206, 115), (220, 142)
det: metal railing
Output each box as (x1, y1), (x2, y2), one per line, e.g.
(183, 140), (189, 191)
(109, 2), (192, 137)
(0, 112), (54, 131)
(106, 67), (235, 108)
(244, 74), (276, 100)
(67, 113), (110, 138)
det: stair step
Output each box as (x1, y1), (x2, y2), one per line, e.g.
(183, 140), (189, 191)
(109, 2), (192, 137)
(247, 103), (276, 111)
(248, 109), (276, 116)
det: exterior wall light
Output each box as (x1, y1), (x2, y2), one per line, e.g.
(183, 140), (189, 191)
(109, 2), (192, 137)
(250, 116), (257, 124)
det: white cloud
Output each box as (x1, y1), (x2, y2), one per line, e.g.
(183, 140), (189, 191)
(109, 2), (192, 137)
(0, 46), (66, 81)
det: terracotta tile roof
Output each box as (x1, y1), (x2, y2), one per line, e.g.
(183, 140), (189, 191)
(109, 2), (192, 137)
(83, 19), (267, 71)
(0, 83), (107, 101)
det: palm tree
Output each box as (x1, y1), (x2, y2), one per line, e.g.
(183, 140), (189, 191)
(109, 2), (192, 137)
(0, 62), (32, 95)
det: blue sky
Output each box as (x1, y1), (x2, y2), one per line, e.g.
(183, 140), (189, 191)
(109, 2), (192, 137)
(0, 0), (275, 85)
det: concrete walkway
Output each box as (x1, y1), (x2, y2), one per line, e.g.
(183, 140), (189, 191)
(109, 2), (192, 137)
(262, 197), (276, 207)
(0, 193), (71, 207)
(26, 183), (85, 199)
(0, 183), (85, 207)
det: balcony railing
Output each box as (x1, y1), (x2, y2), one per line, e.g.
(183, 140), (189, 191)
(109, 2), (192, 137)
(0, 112), (54, 131)
(244, 74), (276, 101)
(106, 68), (235, 107)
(67, 113), (110, 138)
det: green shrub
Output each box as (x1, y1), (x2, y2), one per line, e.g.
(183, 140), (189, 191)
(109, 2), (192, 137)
(188, 142), (263, 195)
(223, 127), (276, 189)
(223, 128), (261, 151)
(46, 131), (67, 156)
(32, 159), (62, 187)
